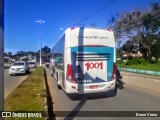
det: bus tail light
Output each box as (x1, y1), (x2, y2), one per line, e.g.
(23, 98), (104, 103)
(107, 28), (113, 32)
(71, 27), (75, 30)
(111, 63), (116, 81)
(67, 64), (76, 83)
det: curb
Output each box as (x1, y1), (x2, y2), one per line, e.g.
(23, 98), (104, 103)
(44, 68), (56, 119)
(44, 70), (48, 120)
(118, 67), (160, 76)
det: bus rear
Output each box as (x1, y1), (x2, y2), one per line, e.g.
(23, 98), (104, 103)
(65, 27), (116, 95)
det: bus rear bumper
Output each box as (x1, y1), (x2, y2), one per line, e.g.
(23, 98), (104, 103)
(65, 80), (116, 94)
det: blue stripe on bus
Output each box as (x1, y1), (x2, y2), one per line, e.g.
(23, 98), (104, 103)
(71, 46), (114, 81)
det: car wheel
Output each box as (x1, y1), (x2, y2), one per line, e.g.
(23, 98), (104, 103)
(10, 74), (13, 76)
(27, 69), (30, 74)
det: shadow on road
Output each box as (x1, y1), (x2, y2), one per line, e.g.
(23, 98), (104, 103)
(44, 69), (56, 120)
(67, 87), (117, 101)
(63, 89), (117, 120)
(64, 96), (87, 120)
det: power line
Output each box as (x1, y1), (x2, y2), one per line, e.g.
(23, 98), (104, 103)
(73, 0), (116, 25)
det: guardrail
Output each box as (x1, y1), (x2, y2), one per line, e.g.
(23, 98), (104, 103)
(118, 67), (160, 76)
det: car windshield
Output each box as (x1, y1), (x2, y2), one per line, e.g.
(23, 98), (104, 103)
(13, 62), (24, 66)
(45, 60), (50, 63)
(29, 62), (35, 64)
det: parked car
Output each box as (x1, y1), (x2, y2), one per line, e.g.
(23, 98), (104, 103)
(28, 62), (36, 68)
(9, 61), (30, 76)
(45, 60), (50, 67)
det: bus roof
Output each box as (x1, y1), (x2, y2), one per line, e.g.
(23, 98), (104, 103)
(53, 27), (115, 47)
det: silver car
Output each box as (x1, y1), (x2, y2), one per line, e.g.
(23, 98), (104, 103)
(28, 62), (37, 68)
(9, 61), (30, 76)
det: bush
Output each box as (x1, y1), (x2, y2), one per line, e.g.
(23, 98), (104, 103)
(116, 60), (124, 64)
(139, 58), (148, 65)
(125, 58), (148, 65)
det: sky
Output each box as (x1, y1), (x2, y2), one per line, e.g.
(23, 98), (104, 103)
(4, 0), (160, 54)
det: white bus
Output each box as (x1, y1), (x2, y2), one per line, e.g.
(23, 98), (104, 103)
(50, 27), (117, 96)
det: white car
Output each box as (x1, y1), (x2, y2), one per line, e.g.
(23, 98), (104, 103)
(9, 61), (30, 76)
(28, 62), (36, 68)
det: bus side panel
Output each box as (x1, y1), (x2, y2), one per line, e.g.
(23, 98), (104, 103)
(63, 48), (71, 90)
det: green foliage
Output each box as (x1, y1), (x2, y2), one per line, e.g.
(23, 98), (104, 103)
(117, 62), (160, 71)
(21, 58), (29, 61)
(42, 46), (51, 54)
(5, 67), (45, 118)
(116, 60), (124, 64)
(109, 2), (160, 63)
(125, 58), (148, 65)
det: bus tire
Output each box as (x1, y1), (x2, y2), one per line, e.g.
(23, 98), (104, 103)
(57, 73), (61, 89)
(112, 87), (117, 97)
(57, 83), (61, 89)
(50, 69), (53, 76)
(108, 87), (117, 97)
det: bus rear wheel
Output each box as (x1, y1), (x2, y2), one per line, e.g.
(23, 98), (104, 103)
(110, 87), (117, 97)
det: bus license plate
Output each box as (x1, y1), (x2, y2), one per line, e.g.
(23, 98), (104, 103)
(90, 85), (98, 89)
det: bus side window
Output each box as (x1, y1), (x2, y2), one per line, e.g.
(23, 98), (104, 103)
(56, 57), (61, 63)
(56, 57), (62, 63)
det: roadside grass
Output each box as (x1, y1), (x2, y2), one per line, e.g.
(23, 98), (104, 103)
(4, 67), (45, 120)
(117, 62), (160, 71)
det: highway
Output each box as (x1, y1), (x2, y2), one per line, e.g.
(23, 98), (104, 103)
(4, 68), (35, 99)
(45, 67), (160, 120)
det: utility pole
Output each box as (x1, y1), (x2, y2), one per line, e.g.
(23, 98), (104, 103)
(35, 20), (45, 66)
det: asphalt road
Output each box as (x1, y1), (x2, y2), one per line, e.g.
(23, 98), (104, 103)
(4, 68), (35, 99)
(45, 67), (160, 120)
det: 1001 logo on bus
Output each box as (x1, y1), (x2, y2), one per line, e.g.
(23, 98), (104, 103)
(85, 62), (103, 70)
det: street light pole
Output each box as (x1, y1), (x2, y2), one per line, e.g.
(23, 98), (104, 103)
(35, 20), (45, 66)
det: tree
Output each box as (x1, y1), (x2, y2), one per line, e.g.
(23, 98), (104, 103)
(14, 51), (26, 60)
(21, 58), (29, 61)
(41, 46), (51, 54)
(108, 2), (160, 62)
(16, 51), (26, 57)
(26, 51), (36, 56)
(122, 40), (134, 52)
(7, 52), (12, 57)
